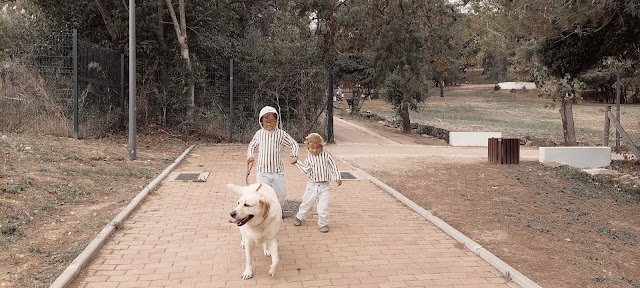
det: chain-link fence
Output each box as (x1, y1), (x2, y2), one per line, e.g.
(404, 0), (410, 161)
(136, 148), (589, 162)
(0, 29), (124, 138)
(201, 60), (329, 143)
(1, 29), (330, 142)
(0, 30), (74, 136)
(140, 59), (330, 143)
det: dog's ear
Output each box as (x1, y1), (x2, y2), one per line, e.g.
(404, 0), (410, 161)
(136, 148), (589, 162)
(226, 184), (245, 195)
(260, 198), (271, 219)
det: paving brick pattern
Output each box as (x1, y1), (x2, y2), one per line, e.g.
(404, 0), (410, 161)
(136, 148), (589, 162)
(70, 144), (520, 287)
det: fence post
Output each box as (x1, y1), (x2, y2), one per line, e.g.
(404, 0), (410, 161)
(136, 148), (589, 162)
(606, 110), (640, 159)
(229, 59), (233, 143)
(603, 106), (611, 146)
(73, 29), (78, 139)
(327, 67), (334, 143)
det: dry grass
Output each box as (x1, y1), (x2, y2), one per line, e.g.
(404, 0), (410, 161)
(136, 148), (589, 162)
(355, 87), (640, 147)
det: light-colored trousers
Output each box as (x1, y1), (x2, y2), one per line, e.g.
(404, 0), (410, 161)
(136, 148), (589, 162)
(256, 172), (287, 208)
(296, 182), (330, 227)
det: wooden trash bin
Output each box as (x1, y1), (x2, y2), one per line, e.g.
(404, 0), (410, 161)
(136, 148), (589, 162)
(488, 138), (520, 164)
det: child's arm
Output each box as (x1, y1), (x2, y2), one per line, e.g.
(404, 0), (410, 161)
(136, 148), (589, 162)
(294, 158), (311, 174)
(282, 132), (299, 164)
(247, 133), (259, 163)
(327, 156), (342, 186)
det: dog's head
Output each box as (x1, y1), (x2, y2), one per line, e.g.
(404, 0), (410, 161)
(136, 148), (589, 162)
(228, 183), (271, 227)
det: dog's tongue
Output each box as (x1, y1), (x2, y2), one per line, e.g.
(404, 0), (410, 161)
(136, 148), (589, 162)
(229, 219), (240, 224)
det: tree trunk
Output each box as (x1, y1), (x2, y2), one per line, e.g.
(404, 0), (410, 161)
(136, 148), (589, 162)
(165, 0), (195, 108)
(561, 96), (577, 146)
(439, 76), (444, 97)
(401, 80), (411, 133)
(95, 0), (118, 45)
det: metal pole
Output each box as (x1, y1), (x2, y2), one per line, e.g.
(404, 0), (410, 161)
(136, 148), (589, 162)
(128, 0), (136, 160)
(72, 29), (78, 139)
(120, 54), (125, 131)
(615, 69), (621, 149)
(327, 68), (334, 143)
(229, 59), (233, 143)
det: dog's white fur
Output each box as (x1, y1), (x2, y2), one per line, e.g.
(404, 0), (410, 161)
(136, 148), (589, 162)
(228, 183), (282, 279)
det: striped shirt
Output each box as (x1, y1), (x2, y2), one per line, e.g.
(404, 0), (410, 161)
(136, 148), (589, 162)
(248, 128), (299, 173)
(295, 151), (341, 182)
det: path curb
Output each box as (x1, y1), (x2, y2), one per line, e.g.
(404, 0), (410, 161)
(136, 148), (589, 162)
(328, 150), (542, 288)
(49, 144), (196, 288)
(334, 117), (400, 145)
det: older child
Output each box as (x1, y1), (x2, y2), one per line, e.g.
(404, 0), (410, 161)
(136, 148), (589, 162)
(247, 106), (299, 208)
(293, 133), (342, 233)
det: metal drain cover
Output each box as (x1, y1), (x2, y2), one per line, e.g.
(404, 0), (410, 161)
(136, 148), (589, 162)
(175, 173), (201, 181)
(282, 200), (301, 218)
(340, 171), (357, 180)
(168, 171), (209, 182)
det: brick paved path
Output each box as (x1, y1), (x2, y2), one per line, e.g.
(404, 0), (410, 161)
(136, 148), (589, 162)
(69, 119), (531, 287)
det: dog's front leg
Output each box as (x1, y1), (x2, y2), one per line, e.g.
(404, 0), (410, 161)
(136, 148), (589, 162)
(266, 240), (279, 277)
(240, 235), (246, 248)
(263, 242), (271, 256)
(241, 240), (254, 279)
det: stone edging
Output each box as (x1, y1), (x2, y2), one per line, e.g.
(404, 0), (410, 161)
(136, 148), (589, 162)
(344, 109), (451, 143)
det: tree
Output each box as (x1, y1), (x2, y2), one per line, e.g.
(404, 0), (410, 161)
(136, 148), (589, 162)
(468, 0), (640, 145)
(165, 0), (194, 108)
(424, 4), (466, 97)
(332, 0), (457, 133)
(464, 1), (511, 82)
(332, 52), (375, 113)
(94, 0), (118, 45)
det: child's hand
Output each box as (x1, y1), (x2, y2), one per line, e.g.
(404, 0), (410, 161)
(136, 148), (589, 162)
(336, 179), (342, 186)
(290, 157), (297, 164)
(247, 157), (254, 164)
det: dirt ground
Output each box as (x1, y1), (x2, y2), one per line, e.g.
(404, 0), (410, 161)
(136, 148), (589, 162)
(1, 91), (639, 287)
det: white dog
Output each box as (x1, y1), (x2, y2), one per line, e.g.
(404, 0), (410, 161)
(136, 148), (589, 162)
(228, 183), (282, 279)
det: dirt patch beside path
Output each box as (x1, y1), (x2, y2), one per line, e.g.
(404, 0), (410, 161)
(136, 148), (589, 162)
(336, 116), (640, 288)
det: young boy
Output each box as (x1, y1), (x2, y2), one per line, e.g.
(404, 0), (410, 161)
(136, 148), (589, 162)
(247, 106), (299, 209)
(293, 133), (342, 233)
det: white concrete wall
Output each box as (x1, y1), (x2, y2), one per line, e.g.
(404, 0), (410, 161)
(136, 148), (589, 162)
(449, 132), (502, 147)
(539, 147), (611, 168)
(497, 82), (537, 90)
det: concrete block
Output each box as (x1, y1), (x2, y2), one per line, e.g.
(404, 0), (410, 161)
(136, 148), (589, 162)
(539, 147), (611, 168)
(449, 132), (502, 147)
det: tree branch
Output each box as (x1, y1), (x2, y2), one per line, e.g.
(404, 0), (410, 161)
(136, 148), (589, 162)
(95, 0), (119, 45)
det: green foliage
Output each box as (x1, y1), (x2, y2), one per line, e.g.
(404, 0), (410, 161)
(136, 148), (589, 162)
(424, 3), (468, 85)
(465, 2), (511, 81)
(383, 71), (429, 113)
(333, 53), (374, 88)
(244, 1), (320, 67)
(539, 10), (640, 78)
(482, 48), (508, 82)
(531, 64), (585, 102)
(0, 2), (52, 60)
(330, 0), (463, 130)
